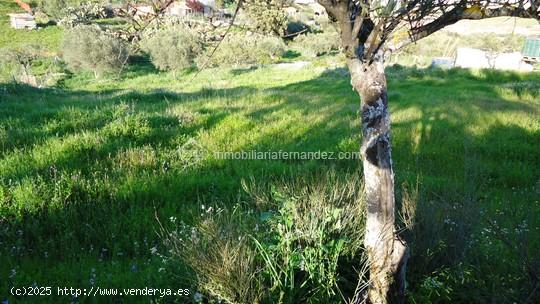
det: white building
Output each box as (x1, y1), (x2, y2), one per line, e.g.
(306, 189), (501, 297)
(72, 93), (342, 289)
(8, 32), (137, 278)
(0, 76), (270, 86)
(8, 13), (36, 29)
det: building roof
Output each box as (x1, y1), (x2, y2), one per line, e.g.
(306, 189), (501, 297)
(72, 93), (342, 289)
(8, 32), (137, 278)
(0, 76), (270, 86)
(8, 13), (34, 20)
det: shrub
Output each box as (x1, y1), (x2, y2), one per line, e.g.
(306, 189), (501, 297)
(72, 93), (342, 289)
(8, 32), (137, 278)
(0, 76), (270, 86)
(33, 12), (51, 25)
(37, 0), (108, 21)
(0, 45), (41, 80)
(291, 31), (340, 57)
(163, 172), (367, 303)
(198, 34), (285, 68)
(243, 0), (287, 35)
(62, 26), (130, 78)
(0, 45), (65, 86)
(58, 2), (111, 27)
(141, 26), (202, 75)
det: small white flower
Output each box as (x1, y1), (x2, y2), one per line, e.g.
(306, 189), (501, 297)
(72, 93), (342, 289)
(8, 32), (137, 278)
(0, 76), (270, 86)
(194, 292), (203, 302)
(150, 247), (158, 255)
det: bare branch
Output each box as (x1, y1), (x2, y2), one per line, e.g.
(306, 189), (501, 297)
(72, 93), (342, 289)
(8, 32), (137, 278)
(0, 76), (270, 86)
(389, 1), (540, 51)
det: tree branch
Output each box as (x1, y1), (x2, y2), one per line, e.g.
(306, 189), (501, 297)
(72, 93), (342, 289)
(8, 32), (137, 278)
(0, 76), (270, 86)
(390, 1), (540, 51)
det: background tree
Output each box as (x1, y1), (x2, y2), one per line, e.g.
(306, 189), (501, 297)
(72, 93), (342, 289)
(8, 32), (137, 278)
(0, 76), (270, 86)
(311, 0), (540, 303)
(141, 25), (203, 77)
(243, 0), (288, 35)
(0, 45), (41, 81)
(62, 26), (130, 78)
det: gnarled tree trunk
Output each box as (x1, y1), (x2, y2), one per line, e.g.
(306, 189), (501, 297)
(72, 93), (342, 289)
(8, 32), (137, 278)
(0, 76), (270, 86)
(347, 57), (409, 304)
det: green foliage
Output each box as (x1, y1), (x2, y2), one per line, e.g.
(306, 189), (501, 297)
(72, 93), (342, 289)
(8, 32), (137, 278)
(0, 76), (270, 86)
(198, 34), (285, 68)
(252, 174), (366, 302)
(103, 103), (152, 141)
(0, 45), (41, 77)
(291, 31), (340, 57)
(57, 2), (111, 27)
(141, 25), (202, 74)
(62, 25), (130, 78)
(165, 172), (366, 303)
(215, 0), (235, 8)
(36, 0), (75, 19)
(0, 61), (539, 303)
(243, 0), (287, 36)
(35, 0), (104, 19)
(0, 45), (65, 86)
(33, 11), (51, 25)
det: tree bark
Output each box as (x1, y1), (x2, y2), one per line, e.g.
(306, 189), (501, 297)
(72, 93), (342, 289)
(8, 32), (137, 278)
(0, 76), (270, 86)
(347, 56), (409, 304)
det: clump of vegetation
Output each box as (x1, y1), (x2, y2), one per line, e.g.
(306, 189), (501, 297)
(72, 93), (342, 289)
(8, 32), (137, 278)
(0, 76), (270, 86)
(0, 45), (41, 81)
(57, 2), (112, 27)
(33, 11), (51, 25)
(198, 34), (285, 68)
(291, 31), (340, 57)
(163, 172), (367, 303)
(36, 0), (109, 21)
(62, 25), (130, 78)
(141, 25), (202, 75)
(0, 45), (65, 87)
(103, 103), (152, 141)
(243, 0), (287, 36)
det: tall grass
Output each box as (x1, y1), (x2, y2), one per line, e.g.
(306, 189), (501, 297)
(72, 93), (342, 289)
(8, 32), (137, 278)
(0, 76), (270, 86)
(162, 172), (368, 303)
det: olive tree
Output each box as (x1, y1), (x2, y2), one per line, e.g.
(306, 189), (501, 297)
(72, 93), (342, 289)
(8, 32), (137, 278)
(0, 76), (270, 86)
(141, 25), (202, 76)
(62, 26), (130, 78)
(310, 0), (539, 303)
(243, 0), (288, 35)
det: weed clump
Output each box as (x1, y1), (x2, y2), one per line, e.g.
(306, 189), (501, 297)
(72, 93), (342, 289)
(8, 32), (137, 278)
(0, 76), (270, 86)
(162, 172), (367, 303)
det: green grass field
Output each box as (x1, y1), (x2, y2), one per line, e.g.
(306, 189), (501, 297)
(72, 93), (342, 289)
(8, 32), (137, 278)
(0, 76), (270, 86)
(1, 4), (540, 303)
(2, 59), (539, 303)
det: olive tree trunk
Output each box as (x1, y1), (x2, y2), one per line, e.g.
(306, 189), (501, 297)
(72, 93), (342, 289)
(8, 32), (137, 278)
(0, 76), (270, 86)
(347, 57), (409, 304)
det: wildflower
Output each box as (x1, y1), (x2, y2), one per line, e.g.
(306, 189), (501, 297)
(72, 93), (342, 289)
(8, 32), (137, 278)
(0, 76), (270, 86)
(150, 247), (158, 255)
(194, 292), (203, 302)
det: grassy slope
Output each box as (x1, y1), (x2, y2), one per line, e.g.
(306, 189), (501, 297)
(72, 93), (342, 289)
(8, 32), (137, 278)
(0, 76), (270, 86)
(1, 61), (539, 303)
